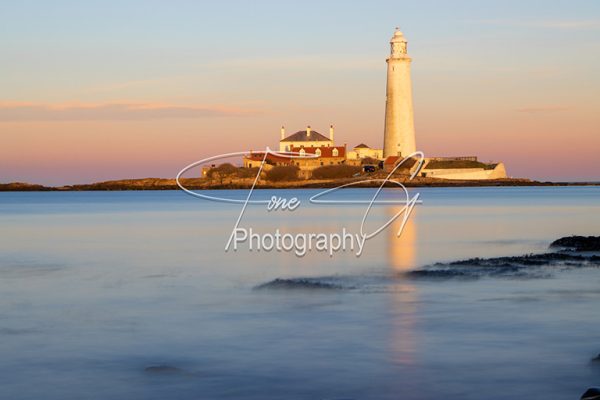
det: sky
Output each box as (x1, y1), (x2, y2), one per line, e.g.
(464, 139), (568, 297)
(1, 0), (599, 185)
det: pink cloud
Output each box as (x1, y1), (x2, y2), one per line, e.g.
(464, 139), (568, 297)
(0, 101), (261, 121)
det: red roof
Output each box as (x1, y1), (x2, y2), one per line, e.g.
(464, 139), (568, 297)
(384, 156), (400, 165)
(290, 146), (345, 158)
(245, 152), (293, 164)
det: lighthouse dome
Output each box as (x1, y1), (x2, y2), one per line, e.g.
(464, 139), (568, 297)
(390, 28), (407, 42)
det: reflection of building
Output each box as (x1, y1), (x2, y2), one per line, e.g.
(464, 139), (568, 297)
(387, 207), (418, 365)
(388, 207), (417, 271)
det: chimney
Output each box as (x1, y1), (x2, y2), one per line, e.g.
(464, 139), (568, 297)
(280, 125), (285, 140)
(329, 124), (334, 142)
(306, 125), (311, 138)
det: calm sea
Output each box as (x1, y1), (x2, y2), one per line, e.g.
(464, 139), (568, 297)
(1, 187), (599, 400)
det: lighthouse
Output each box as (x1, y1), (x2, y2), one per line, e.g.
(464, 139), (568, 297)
(383, 28), (416, 158)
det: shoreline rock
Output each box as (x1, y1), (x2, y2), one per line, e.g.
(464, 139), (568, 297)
(408, 236), (600, 280)
(2, 177), (599, 191)
(254, 278), (345, 290)
(581, 388), (600, 400)
(550, 236), (600, 252)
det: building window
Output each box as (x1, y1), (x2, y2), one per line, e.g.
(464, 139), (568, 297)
(249, 163), (252, 168)
(299, 148), (306, 157)
(320, 162), (323, 166)
(332, 148), (339, 157)
(315, 148), (321, 157)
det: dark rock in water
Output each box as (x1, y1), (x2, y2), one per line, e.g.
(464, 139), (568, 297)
(592, 353), (600, 363)
(581, 388), (600, 400)
(405, 269), (477, 280)
(550, 235), (600, 252)
(447, 252), (597, 267)
(144, 365), (183, 374)
(255, 278), (343, 290)
(406, 235), (600, 280)
(406, 252), (600, 280)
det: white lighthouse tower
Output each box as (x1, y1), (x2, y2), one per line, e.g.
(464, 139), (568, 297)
(383, 28), (416, 158)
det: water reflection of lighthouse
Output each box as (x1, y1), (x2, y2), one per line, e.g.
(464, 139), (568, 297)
(387, 206), (418, 365)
